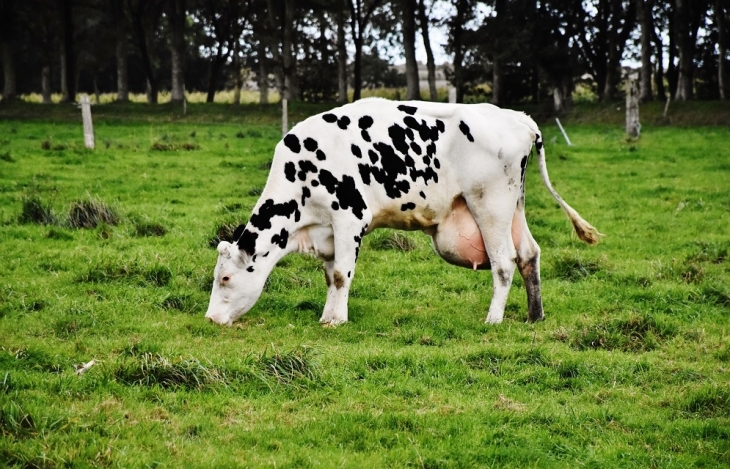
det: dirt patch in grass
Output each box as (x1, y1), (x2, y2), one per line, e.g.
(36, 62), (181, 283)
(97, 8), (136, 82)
(570, 314), (677, 352)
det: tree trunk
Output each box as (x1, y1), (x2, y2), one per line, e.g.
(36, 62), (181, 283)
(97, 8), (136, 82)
(402, 0), (420, 100)
(674, 0), (696, 100)
(206, 57), (223, 103)
(417, 0), (437, 101)
(337, 0), (348, 104)
(258, 42), (269, 104)
(717, 0), (727, 100)
(1, 40), (17, 102)
(233, 47), (242, 105)
(553, 86), (564, 113)
(282, 0), (294, 100)
(637, 0), (654, 102)
(667, 8), (678, 98)
(111, 0), (128, 102)
(652, 25), (666, 100)
(492, 59), (502, 106)
(168, 0), (186, 104)
(60, 0), (76, 103)
(451, 0), (469, 103)
(41, 66), (52, 103)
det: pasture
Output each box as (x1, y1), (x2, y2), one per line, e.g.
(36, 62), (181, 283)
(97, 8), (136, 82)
(1, 102), (729, 468)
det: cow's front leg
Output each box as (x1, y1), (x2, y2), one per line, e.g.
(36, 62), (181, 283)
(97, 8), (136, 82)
(319, 219), (370, 326)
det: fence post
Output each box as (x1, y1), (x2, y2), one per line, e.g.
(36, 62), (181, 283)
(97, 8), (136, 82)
(448, 87), (457, 104)
(80, 94), (95, 150)
(626, 72), (640, 139)
(281, 98), (288, 136)
(555, 118), (572, 146)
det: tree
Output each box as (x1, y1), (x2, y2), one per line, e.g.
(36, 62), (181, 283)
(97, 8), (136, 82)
(110, 0), (129, 102)
(337, 0), (349, 103)
(674, 0), (708, 100)
(126, 0), (164, 103)
(717, 0), (728, 100)
(637, 0), (654, 101)
(168, 0), (186, 103)
(417, 0), (438, 101)
(60, 0), (77, 103)
(0, 0), (18, 102)
(446, 0), (475, 103)
(401, 0), (420, 100)
(348, 0), (384, 100)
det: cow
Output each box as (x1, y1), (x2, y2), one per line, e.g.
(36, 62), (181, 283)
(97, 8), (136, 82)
(205, 98), (601, 326)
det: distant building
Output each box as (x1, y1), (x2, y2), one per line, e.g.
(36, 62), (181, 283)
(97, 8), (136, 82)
(392, 62), (450, 90)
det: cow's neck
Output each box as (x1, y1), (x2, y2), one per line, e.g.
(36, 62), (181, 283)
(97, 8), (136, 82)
(240, 196), (304, 263)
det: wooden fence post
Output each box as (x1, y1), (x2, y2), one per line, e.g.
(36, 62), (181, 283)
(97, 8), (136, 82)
(282, 98), (288, 136)
(626, 73), (640, 139)
(80, 94), (95, 150)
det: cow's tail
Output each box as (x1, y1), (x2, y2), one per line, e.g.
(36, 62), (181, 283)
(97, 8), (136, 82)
(533, 133), (603, 245)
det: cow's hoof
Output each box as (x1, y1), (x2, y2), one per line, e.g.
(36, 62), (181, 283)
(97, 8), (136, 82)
(321, 318), (347, 327)
(485, 316), (504, 325)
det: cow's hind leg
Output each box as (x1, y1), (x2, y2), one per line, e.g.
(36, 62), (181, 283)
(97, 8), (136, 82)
(465, 191), (519, 324)
(319, 216), (371, 326)
(513, 208), (544, 322)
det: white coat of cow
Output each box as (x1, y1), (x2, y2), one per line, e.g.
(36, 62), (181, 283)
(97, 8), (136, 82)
(205, 99), (601, 326)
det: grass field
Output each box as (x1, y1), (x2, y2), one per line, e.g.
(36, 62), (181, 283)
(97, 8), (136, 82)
(0, 102), (729, 468)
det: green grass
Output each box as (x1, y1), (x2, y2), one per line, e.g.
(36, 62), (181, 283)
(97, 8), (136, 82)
(0, 103), (729, 467)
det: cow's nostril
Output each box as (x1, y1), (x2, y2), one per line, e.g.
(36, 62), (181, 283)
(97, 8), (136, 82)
(205, 316), (213, 322)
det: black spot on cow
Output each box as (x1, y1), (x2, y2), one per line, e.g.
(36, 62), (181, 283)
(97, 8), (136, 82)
(535, 135), (544, 151)
(520, 155), (528, 184)
(337, 116), (351, 130)
(354, 225), (368, 260)
(271, 228), (289, 249)
(312, 180), (320, 187)
(404, 155), (415, 167)
(316, 150), (326, 161)
(459, 121), (475, 142)
(358, 116), (374, 129)
(403, 116), (419, 130)
(284, 134), (301, 153)
(426, 143), (436, 157)
(361, 130), (371, 142)
(263, 251), (269, 257)
(405, 128), (415, 141)
(250, 199), (301, 230)
(303, 137), (318, 152)
(401, 202), (416, 211)
(388, 124), (410, 155)
(419, 191), (426, 199)
(252, 254), (257, 262)
(298, 160), (318, 181)
(322, 113), (337, 123)
(368, 149), (379, 164)
(351, 144), (362, 159)
(436, 119), (445, 133)
(237, 229), (258, 255)
(284, 161), (296, 182)
(318, 169), (339, 194)
(347, 271), (351, 278)
(332, 201), (340, 210)
(247, 266), (255, 273)
(434, 158), (440, 169)
(409, 142), (422, 155)
(358, 164), (372, 185)
(422, 156), (431, 165)
(301, 186), (311, 206)
(397, 104), (417, 115)
(335, 175), (367, 220)
(232, 224), (246, 243)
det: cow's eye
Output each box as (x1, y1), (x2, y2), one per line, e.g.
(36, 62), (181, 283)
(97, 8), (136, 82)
(222, 276), (230, 282)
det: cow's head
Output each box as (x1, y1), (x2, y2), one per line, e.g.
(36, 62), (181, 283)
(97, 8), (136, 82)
(205, 240), (267, 326)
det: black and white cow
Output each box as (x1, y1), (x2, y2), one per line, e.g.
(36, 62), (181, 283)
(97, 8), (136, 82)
(205, 98), (601, 326)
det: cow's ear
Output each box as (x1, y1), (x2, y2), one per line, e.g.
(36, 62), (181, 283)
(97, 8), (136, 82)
(217, 241), (232, 256)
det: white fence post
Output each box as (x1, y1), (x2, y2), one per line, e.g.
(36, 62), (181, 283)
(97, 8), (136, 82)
(80, 94), (95, 150)
(626, 73), (640, 139)
(448, 87), (457, 104)
(282, 98), (288, 136)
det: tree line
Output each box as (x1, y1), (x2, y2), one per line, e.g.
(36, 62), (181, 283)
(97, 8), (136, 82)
(0, 0), (727, 110)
